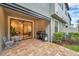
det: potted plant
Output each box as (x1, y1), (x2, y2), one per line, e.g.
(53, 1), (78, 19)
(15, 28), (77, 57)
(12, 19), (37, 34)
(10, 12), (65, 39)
(10, 26), (16, 36)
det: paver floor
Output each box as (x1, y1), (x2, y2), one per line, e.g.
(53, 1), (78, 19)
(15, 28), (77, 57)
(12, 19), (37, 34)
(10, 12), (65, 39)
(0, 39), (79, 56)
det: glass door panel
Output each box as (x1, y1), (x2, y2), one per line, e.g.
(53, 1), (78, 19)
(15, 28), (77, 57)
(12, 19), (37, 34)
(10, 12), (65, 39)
(10, 18), (33, 40)
(23, 22), (32, 39)
(10, 19), (23, 39)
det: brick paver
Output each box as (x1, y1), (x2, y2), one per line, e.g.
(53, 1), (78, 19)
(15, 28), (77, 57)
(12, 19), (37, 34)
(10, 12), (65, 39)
(0, 39), (79, 56)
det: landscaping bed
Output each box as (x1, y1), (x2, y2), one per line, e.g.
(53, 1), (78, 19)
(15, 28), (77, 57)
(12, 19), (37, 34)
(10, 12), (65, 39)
(62, 40), (79, 52)
(53, 32), (79, 52)
(62, 40), (79, 45)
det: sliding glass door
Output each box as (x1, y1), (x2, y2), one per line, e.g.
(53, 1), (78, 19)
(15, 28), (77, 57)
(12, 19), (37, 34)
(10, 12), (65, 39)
(23, 21), (32, 39)
(10, 18), (33, 39)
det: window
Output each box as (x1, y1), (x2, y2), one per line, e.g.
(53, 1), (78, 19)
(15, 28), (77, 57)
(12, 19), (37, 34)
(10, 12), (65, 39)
(55, 21), (58, 32)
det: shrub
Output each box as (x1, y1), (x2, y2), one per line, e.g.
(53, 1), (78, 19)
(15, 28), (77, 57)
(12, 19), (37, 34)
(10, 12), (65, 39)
(68, 32), (79, 41)
(53, 32), (65, 44)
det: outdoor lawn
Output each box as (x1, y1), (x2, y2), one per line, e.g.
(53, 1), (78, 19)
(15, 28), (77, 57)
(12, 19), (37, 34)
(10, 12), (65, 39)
(65, 45), (79, 52)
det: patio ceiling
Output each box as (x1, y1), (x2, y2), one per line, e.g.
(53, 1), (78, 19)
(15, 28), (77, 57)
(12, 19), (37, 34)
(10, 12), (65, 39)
(0, 3), (50, 22)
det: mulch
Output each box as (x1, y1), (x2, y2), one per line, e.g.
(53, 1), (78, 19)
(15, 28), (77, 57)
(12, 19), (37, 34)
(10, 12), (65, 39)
(62, 40), (79, 45)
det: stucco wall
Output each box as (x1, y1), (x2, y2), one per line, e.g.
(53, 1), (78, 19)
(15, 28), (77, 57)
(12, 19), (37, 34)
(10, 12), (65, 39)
(34, 19), (48, 38)
(5, 7), (38, 39)
(4, 7), (49, 39)
(0, 6), (6, 51)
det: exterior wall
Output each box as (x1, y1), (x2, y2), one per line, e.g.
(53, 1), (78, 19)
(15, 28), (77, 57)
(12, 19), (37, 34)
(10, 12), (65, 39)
(51, 3), (71, 33)
(4, 7), (49, 40)
(4, 7), (36, 39)
(58, 21), (63, 32)
(17, 3), (51, 41)
(50, 18), (55, 42)
(49, 3), (72, 42)
(46, 21), (51, 42)
(17, 3), (71, 41)
(55, 4), (63, 19)
(76, 25), (79, 32)
(17, 3), (50, 17)
(0, 6), (6, 51)
(69, 27), (77, 32)
(0, 3), (71, 45)
(63, 4), (71, 28)
(34, 19), (48, 39)
(62, 26), (77, 32)
(50, 3), (68, 23)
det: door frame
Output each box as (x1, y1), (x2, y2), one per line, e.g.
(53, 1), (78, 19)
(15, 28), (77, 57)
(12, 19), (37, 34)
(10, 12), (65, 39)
(8, 16), (34, 39)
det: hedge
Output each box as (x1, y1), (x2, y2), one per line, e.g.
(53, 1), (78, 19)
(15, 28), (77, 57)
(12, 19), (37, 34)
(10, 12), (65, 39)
(53, 32), (79, 44)
(53, 32), (65, 44)
(68, 32), (79, 41)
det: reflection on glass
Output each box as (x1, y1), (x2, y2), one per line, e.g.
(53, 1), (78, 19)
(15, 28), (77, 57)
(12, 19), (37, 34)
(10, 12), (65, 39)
(10, 19), (32, 39)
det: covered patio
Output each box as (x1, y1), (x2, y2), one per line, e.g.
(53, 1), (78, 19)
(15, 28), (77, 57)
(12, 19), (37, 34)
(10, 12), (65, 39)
(0, 3), (50, 51)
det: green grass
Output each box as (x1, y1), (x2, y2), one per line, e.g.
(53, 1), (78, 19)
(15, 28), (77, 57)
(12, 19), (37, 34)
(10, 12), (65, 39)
(65, 45), (79, 52)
